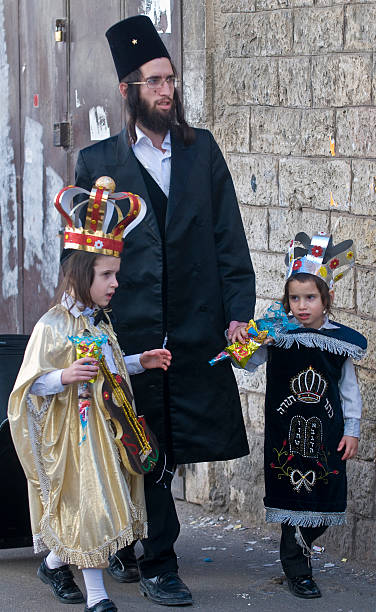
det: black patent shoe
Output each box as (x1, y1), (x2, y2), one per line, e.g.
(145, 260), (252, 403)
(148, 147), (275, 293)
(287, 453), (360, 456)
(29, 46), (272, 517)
(106, 554), (140, 583)
(84, 599), (117, 612)
(37, 557), (85, 603)
(139, 571), (193, 606)
(287, 575), (322, 599)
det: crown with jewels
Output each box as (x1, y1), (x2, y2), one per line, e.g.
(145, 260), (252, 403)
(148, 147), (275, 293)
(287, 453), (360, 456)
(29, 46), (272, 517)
(290, 366), (327, 404)
(54, 176), (146, 257)
(286, 232), (355, 289)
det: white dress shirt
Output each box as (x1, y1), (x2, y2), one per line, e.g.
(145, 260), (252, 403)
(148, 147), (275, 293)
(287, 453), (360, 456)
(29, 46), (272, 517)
(243, 317), (362, 437)
(30, 297), (144, 396)
(132, 125), (171, 196)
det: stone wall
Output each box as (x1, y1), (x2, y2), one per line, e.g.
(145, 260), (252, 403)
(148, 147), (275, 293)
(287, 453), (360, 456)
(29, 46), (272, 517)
(182, 0), (376, 561)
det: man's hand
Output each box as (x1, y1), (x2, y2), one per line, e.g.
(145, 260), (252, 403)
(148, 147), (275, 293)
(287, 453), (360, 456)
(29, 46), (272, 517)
(337, 435), (358, 460)
(61, 357), (98, 384)
(228, 320), (249, 344)
(140, 348), (172, 371)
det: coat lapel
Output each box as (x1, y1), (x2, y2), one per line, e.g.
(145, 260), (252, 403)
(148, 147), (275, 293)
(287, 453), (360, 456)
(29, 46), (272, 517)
(104, 129), (161, 241)
(166, 133), (196, 228)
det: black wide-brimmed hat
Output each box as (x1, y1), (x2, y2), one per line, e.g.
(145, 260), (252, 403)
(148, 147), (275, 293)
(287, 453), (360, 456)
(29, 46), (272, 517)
(106, 15), (170, 82)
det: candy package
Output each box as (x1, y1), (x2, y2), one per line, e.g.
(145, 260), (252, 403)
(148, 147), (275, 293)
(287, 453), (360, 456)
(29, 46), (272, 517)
(209, 320), (268, 368)
(68, 333), (108, 382)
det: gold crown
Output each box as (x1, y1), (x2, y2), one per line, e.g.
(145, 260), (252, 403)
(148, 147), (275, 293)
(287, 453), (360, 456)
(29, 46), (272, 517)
(55, 176), (146, 257)
(286, 232), (355, 289)
(290, 366), (327, 403)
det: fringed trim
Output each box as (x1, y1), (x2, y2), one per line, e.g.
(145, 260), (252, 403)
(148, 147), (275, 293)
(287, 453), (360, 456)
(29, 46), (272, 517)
(275, 332), (366, 361)
(265, 507), (346, 527)
(37, 512), (148, 568)
(27, 395), (52, 505)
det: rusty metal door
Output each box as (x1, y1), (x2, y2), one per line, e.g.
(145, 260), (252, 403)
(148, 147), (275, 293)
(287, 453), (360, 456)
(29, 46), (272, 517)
(0, 0), (182, 334)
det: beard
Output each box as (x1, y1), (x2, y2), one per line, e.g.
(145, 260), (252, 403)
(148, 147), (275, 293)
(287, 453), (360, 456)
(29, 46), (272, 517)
(137, 96), (176, 134)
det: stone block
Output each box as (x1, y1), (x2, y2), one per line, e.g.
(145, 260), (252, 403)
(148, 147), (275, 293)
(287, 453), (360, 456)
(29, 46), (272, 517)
(222, 11), (293, 57)
(352, 516), (376, 561)
(321, 517), (355, 558)
(269, 208), (329, 252)
(183, 51), (207, 126)
(235, 360), (267, 394)
(185, 462), (211, 504)
(312, 54), (372, 107)
(347, 460), (376, 518)
(245, 391), (265, 435)
(256, 0), (288, 9)
(357, 268), (376, 318)
(251, 107), (335, 156)
(227, 154), (279, 207)
(351, 160), (376, 216)
(356, 367), (376, 421)
(279, 158), (351, 211)
(330, 213), (376, 266)
(182, 1), (206, 52)
(240, 205), (268, 252)
(226, 436), (266, 522)
(220, 0), (256, 11)
(332, 268), (355, 311)
(250, 251), (286, 300)
(216, 57), (279, 107)
(294, 7), (344, 54)
(278, 57), (312, 107)
(345, 5), (376, 51)
(337, 108), (376, 158)
(213, 107), (250, 154)
(332, 310), (376, 371)
(358, 420), (376, 463)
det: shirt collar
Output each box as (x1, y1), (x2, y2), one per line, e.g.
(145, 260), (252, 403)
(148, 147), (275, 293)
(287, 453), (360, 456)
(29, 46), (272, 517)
(61, 293), (95, 319)
(134, 125), (171, 151)
(291, 314), (339, 330)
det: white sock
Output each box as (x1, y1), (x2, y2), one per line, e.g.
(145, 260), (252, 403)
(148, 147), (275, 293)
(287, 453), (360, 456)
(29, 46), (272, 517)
(46, 550), (65, 569)
(82, 568), (109, 608)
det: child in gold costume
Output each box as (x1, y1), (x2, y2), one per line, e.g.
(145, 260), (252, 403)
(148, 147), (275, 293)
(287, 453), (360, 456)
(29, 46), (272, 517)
(8, 179), (171, 612)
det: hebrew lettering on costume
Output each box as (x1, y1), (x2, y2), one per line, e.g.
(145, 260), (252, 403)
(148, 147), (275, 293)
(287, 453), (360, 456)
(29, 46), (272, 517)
(289, 415), (322, 458)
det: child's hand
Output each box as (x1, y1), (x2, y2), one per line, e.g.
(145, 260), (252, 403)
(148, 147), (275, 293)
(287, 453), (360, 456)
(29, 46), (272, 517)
(228, 320), (249, 344)
(337, 435), (358, 460)
(140, 349), (172, 371)
(61, 357), (99, 384)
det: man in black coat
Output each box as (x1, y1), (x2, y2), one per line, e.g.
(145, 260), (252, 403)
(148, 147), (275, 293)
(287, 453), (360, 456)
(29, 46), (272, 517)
(75, 15), (256, 607)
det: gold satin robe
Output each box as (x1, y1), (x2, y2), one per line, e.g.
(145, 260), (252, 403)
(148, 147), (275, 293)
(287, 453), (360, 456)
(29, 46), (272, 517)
(8, 304), (147, 568)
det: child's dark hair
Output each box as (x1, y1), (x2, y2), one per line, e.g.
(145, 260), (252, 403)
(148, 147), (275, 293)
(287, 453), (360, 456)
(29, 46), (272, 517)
(52, 250), (99, 309)
(282, 273), (332, 315)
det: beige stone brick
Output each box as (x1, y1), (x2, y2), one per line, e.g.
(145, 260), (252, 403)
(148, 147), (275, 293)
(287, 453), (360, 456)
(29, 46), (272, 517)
(351, 160), (376, 216)
(332, 268), (355, 311)
(183, 51), (208, 126)
(222, 11), (293, 57)
(358, 420), (376, 463)
(227, 154), (279, 206)
(294, 7), (344, 54)
(312, 54), (372, 107)
(356, 367), (376, 421)
(279, 57), (312, 107)
(185, 462), (211, 504)
(332, 309), (376, 371)
(235, 360), (267, 394)
(331, 213), (376, 266)
(213, 107), (250, 154)
(245, 392), (265, 435)
(345, 5), (376, 51)
(279, 158), (351, 211)
(337, 108), (376, 158)
(220, 0), (255, 11)
(269, 208), (329, 252)
(256, 0), (288, 9)
(216, 57), (279, 107)
(352, 517), (376, 560)
(251, 107), (335, 156)
(251, 251), (286, 300)
(240, 205), (268, 252)
(347, 460), (376, 518)
(357, 268), (376, 318)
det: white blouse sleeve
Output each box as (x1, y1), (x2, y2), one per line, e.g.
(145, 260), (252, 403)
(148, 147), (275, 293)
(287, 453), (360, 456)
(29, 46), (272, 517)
(339, 357), (362, 438)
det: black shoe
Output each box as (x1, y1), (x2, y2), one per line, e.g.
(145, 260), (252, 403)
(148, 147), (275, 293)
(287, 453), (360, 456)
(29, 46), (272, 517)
(287, 575), (322, 599)
(84, 599), (117, 612)
(139, 571), (193, 606)
(37, 557), (85, 603)
(106, 554), (140, 583)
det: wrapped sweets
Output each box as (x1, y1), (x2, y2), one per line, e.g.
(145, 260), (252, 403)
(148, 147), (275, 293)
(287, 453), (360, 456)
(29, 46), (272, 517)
(209, 320), (268, 368)
(68, 334), (108, 382)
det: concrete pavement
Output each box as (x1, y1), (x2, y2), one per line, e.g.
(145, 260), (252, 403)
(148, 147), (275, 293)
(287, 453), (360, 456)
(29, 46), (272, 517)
(1, 500), (375, 611)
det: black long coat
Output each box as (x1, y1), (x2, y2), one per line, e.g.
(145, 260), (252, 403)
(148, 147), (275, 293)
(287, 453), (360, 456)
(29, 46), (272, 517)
(75, 127), (255, 463)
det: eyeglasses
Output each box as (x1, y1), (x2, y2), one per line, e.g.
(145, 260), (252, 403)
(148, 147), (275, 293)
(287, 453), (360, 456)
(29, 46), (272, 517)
(127, 76), (179, 90)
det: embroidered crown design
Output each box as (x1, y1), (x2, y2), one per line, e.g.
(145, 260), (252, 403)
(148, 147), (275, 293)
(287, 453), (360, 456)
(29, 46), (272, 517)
(54, 176), (146, 257)
(290, 366), (327, 404)
(285, 232), (355, 289)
